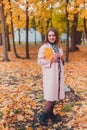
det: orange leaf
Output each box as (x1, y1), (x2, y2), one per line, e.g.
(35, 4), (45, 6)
(58, 111), (65, 117)
(43, 47), (53, 60)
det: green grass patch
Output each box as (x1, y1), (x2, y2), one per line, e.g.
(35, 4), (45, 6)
(62, 105), (72, 112)
(39, 95), (43, 99)
(13, 109), (21, 114)
(0, 111), (3, 118)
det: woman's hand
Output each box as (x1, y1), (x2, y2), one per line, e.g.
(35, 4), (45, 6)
(51, 53), (64, 63)
(51, 54), (61, 63)
(56, 53), (64, 61)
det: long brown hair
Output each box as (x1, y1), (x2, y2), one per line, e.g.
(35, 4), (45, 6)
(44, 28), (59, 45)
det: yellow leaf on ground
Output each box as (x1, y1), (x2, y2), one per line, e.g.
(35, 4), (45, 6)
(17, 114), (24, 121)
(25, 126), (33, 130)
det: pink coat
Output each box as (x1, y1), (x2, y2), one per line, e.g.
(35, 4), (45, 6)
(38, 43), (65, 101)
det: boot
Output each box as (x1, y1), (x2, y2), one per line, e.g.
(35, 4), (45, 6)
(39, 112), (48, 126)
(47, 111), (62, 123)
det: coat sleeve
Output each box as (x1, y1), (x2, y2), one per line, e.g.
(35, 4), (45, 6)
(37, 45), (51, 68)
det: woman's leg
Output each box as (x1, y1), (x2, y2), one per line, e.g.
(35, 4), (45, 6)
(39, 101), (55, 126)
(46, 102), (62, 123)
(44, 101), (55, 113)
(44, 101), (62, 123)
(39, 101), (61, 125)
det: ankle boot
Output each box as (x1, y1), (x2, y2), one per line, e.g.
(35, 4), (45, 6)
(47, 111), (62, 123)
(39, 112), (48, 126)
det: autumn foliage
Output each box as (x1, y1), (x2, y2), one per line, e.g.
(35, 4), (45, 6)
(0, 45), (87, 130)
(0, 0), (87, 129)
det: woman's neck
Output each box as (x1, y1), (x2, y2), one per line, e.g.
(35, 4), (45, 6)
(48, 41), (56, 45)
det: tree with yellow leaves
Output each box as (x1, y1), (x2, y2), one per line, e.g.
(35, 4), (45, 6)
(0, 0), (87, 61)
(65, 0), (87, 51)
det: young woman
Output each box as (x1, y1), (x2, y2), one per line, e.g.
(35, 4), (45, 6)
(38, 28), (65, 126)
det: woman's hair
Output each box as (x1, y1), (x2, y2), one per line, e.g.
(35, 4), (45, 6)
(44, 28), (59, 44)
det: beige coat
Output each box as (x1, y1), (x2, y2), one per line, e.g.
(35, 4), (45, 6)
(38, 43), (65, 101)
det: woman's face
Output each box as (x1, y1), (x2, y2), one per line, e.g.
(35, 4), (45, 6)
(48, 31), (56, 43)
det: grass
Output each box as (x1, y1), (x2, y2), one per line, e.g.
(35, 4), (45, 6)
(62, 105), (72, 112)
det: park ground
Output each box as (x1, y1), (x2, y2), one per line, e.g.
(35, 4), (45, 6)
(0, 45), (87, 130)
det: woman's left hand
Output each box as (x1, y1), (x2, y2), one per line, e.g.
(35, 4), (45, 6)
(56, 53), (64, 61)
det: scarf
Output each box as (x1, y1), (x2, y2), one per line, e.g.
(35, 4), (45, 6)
(51, 43), (59, 53)
(49, 43), (60, 63)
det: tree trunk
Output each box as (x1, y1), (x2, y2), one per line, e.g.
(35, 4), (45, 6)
(18, 15), (21, 45)
(83, 0), (87, 41)
(18, 28), (21, 45)
(46, 18), (50, 31)
(50, 5), (53, 28)
(0, 2), (9, 61)
(0, 33), (2, 45)
(75, 31), (82, 45)
(70, 14), (79, 51)
(65, 0), (70, 62)
(6, 24), (11, 51)
(83, 18), (87, 41)
(34, 28), (37, 45)
(25, 2), (30, 59)
(34, 17), (37, 45)
(9, 0), (20, 58)
(41, 26), (45, 43)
